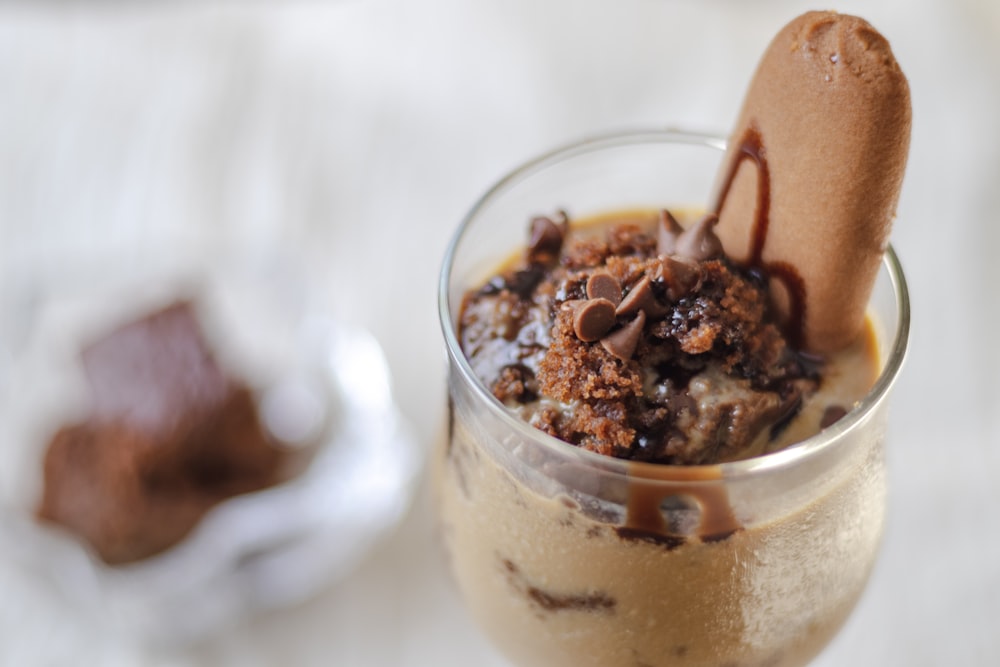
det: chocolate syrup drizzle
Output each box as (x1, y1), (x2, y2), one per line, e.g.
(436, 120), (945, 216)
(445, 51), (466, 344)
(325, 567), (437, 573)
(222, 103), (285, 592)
(712, 124), (807, 349)
(621, 124), (805, 545)
(619, 467), (740, 548)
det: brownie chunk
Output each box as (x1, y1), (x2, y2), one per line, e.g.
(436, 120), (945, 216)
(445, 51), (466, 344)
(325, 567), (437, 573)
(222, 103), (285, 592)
(37, 422), (214, 565)
(81, 302), (230, 439)
(458, 212), (820, 464)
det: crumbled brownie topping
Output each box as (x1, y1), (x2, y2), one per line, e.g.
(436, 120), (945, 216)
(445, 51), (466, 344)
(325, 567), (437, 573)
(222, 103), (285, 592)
(458, 211), (820, 464)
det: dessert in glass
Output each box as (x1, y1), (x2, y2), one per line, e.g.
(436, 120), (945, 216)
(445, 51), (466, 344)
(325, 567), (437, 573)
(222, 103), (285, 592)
(435, 12), (910, 667)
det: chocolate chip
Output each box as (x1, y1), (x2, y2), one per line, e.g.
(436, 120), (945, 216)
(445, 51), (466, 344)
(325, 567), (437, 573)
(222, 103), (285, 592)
(586, 270), (622, 306)
(656, 256), (701, 300)
(820, 405), (848, 429)
(527, 213), (568, 264)
(573, 298), (617, 342)
(657, 209), (685, 256)
(673, 213), (723, 261)
(616, 276), (667, 318)
(601, 310), (646, 361)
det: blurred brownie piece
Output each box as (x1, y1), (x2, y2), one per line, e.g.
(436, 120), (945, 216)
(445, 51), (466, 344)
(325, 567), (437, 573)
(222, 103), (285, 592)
(81, 301), (230, 441)
(37, 301), (286, 565)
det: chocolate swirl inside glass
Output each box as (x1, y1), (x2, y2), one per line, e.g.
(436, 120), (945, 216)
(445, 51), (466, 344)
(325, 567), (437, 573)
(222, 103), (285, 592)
(436, 130), (909, 667)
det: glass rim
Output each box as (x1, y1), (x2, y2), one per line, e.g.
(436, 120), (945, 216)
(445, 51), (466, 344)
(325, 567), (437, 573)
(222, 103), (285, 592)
(438, 127), (910, 482)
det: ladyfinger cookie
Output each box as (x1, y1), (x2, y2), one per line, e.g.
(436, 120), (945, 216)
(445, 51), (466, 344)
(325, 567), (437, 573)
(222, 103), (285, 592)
(711, 11), (911, 354)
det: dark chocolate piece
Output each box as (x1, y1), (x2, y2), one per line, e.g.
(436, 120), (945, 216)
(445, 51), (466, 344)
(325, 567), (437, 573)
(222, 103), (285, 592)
(501, 558), (617, 613)
(614, 526), (686, 551)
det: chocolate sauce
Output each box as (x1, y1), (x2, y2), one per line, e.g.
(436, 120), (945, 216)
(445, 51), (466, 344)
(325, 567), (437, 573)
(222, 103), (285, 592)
(616, 125), (815, 542)
(621, 463), (741, 546)
(713, 124), (808, 349)
(627, 126), (810, 542)
(616, 125), (807, 542)
(501, 558), (617, 613)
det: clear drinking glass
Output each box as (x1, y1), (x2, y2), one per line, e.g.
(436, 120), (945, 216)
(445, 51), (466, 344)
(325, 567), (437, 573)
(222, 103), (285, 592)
(435, 129), (909, 667)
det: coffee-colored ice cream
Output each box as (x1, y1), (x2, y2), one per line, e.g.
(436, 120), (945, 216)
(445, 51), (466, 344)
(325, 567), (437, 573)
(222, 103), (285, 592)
(439, 398), (885, 667)
(439, 212), (886, 667)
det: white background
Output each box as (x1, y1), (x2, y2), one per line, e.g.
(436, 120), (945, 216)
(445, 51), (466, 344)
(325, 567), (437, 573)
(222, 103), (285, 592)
(1, 0), (998, 665)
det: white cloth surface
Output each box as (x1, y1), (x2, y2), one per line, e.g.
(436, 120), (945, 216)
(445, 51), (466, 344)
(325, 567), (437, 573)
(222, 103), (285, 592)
(1, 0), (998, 664)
